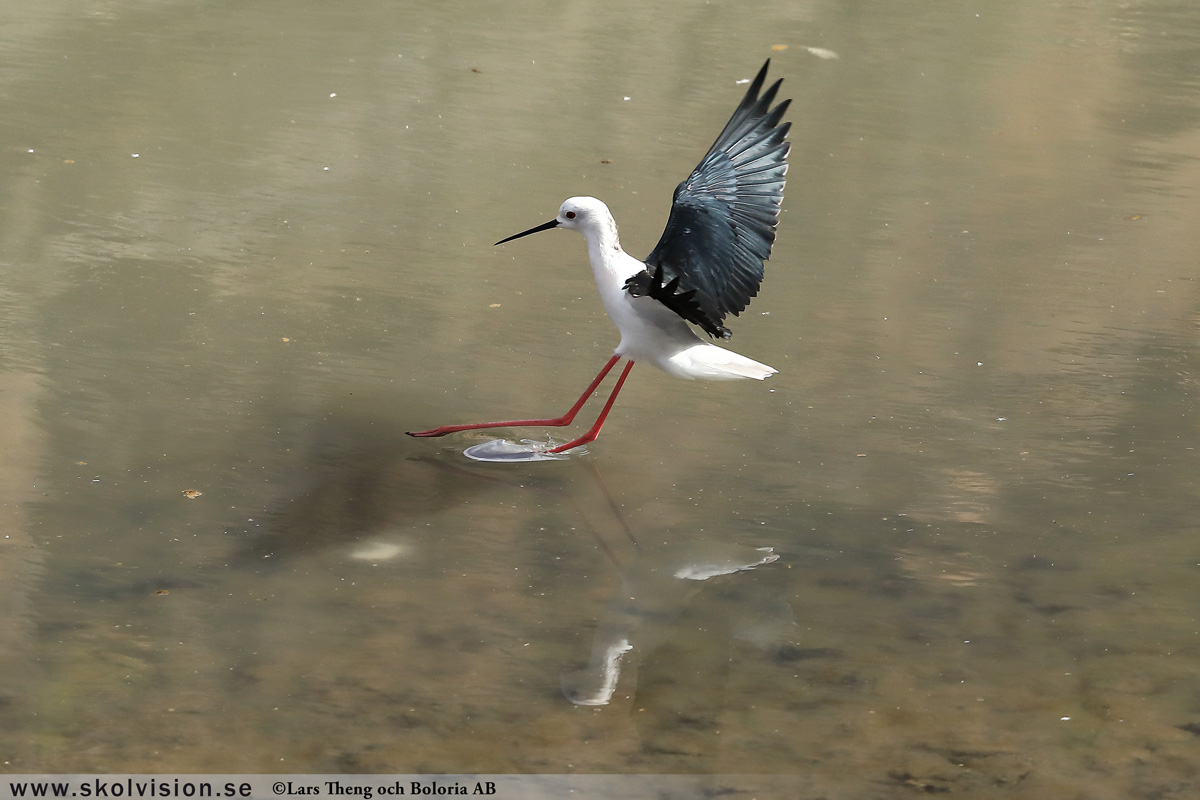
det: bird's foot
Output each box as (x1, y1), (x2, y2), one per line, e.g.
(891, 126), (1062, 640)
(462, 437), (583, 463)
(406, 428), (450, 438)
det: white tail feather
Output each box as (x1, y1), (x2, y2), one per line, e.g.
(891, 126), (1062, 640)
(663, 342), (777, 381)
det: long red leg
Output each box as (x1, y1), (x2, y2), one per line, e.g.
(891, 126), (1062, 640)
(546, 360), (636, 453)
(406, 355), (623, 438)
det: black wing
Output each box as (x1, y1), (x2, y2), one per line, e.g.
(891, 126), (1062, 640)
(625, 60), (790, 339)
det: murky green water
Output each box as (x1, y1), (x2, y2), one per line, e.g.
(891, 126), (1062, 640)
(3, 1), (1200, 796)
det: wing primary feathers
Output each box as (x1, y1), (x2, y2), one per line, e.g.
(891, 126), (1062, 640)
(636, 59), (790, 339)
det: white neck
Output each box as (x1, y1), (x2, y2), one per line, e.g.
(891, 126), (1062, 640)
(579, 213), (641, 289)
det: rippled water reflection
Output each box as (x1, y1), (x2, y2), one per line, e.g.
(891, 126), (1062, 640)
(3, 1), (1200, 797)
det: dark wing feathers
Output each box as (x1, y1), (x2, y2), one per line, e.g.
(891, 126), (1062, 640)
(625, 60), (790, 339)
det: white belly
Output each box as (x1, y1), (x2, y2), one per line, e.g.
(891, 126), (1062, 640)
(605, 291), (776, 381)
(587, 243), (776, 381)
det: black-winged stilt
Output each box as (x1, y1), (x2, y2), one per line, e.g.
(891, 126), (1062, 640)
(408, 60), (790, 461)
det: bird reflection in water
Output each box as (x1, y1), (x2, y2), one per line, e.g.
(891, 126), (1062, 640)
(561, 540), (785, 707)
(234, 425), (794, 713)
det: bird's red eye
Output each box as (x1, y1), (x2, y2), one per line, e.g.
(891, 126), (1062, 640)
(565, 211), (576, 219)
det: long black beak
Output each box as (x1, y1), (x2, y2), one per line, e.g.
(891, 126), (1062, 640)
(494, 218), (560, 246)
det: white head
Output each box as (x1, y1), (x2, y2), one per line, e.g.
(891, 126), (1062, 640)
(555, 196), (614, 234)
(495, 196), (620, 249)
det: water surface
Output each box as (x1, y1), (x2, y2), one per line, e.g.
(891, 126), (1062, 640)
(3, 1), (1200, 797)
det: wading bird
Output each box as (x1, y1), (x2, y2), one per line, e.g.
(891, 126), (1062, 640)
(408, 60), (790, 461)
